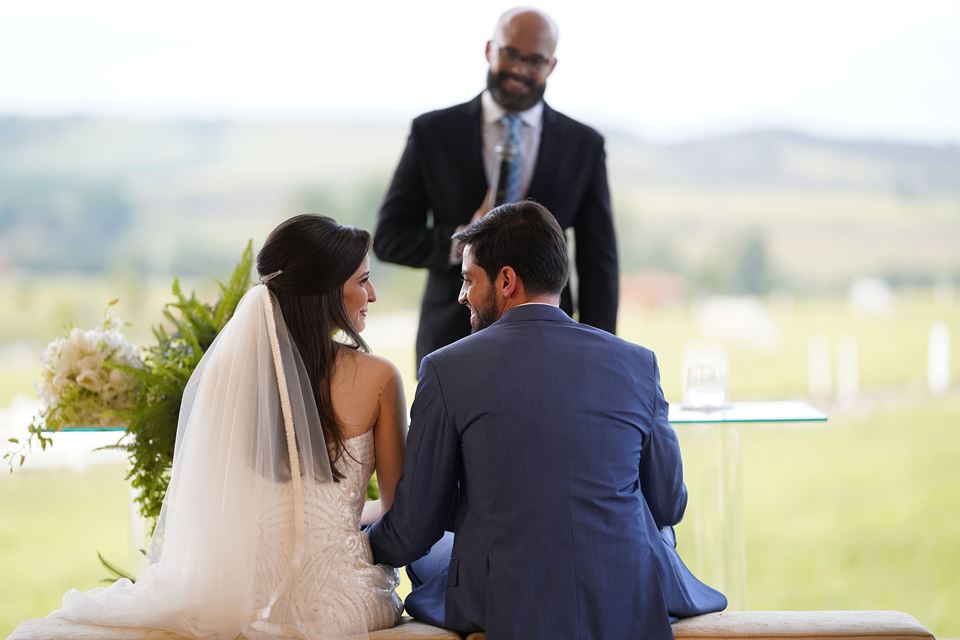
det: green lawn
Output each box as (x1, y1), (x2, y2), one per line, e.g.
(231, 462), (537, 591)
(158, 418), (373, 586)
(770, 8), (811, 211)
(741, 396), (960, 635)
(0, 465), (130, 637)
(618, 292), (960, 402)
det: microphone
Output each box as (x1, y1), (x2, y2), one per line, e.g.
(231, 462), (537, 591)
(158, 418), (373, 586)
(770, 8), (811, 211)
(490, 134), (518, 208)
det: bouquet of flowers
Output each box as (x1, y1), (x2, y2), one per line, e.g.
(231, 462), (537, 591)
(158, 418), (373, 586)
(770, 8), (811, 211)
(34, 304), (142, 430)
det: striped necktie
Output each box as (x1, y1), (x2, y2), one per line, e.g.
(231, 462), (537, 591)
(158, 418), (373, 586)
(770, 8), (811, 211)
(502, 114), (523, 203)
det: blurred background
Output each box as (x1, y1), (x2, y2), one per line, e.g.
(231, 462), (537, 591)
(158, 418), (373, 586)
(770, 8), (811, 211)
(1, 0), (958, 636)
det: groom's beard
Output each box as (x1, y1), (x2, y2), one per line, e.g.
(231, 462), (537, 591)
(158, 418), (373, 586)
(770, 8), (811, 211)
(469, 288), (500, 333)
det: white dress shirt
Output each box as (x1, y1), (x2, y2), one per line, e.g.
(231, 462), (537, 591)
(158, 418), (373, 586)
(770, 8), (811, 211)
(449, 93), (547, 264)
(481, 90), (543, 201)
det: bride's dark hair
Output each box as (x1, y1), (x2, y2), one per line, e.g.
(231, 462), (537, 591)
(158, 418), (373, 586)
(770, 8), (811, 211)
(256, 214), (371, 480)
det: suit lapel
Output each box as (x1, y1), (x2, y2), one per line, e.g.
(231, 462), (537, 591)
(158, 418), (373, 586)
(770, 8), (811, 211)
(527, 101), (557, 199)
(462, 95), (487, 194)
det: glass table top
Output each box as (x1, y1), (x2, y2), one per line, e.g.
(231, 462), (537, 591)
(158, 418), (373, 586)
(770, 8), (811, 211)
(52, 401), (828, 431)
(668, 400), (827, 424)
(46, 425), (126, 432)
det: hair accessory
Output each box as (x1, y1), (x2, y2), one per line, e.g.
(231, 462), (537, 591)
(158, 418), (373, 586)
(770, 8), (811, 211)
(259, 269), (283, 284)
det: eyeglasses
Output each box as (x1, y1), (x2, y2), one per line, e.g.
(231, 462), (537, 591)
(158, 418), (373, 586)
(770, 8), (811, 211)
(492, 42), (554, 72)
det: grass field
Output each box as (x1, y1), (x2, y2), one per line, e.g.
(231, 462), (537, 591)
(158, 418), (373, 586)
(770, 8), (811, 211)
(741, 396), (960, 632)
(0, 465), (130, 636)
(1, 285), (957, 637)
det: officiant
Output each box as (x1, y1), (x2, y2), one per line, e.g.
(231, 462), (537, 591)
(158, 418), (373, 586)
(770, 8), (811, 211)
(373, 6), (619, 367)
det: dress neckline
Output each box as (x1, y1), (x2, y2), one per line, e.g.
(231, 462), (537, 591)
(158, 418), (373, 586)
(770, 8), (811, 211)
(342, 430), (374, 443)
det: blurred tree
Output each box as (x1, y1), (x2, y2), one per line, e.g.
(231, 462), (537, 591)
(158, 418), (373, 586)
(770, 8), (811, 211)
(291, 176), (388, 229)
(291, 184), (340, 220)
(734, 231), (773, 295)
(0, 178), (133, 272)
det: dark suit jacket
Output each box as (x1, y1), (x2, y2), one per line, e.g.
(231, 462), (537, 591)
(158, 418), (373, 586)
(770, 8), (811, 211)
(368, 305), (726, 640)
(373, 95), (619, 365)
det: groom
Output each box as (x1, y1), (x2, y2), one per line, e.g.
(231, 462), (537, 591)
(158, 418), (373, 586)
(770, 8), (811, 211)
(368, 201), (726, 639)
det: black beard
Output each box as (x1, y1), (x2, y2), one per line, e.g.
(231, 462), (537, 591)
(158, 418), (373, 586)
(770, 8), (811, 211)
(469, 287), (500, 333)
(487, 70), (547, 112)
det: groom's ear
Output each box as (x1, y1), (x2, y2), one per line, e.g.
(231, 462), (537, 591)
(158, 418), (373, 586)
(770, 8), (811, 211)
(497, 266), (520, 299)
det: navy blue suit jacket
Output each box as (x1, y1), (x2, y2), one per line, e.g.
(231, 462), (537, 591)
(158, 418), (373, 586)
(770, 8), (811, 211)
(368, 305), (725, 639)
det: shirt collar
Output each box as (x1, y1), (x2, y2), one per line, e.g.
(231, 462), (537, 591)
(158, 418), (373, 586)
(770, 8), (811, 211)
(481, 90), (544, 129)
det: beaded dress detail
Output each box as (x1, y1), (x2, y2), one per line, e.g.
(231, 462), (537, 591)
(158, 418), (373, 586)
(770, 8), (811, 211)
(251, 430), (402, 637)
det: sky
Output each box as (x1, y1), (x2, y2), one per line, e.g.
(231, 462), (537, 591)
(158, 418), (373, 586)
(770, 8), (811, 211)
(1, 0), (959, 143)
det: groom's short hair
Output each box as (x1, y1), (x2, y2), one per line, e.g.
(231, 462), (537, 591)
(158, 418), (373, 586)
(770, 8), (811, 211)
(452, 200), (569, 295)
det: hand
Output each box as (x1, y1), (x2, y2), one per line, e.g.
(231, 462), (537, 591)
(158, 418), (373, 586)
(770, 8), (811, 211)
(451, 189), (493, 264)
(470, 187), (494, 224)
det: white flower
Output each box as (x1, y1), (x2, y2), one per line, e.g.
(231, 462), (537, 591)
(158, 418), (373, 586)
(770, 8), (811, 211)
(83, 329), (99, 348)
(108, 368), (128, 388)
(75, 355), (102, 374)
(51, 374), (70, 394)
(33, 311), (143, 430)
(75, 369), (102, 393)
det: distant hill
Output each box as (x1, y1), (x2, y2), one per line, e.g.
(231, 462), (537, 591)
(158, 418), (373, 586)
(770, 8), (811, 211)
(3, 117), (957, 192)
(608, 128), (960, 194)
(1, 116), (958, 291)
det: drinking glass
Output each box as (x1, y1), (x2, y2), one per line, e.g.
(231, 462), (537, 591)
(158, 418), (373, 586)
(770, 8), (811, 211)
(683, 347), (729, 409)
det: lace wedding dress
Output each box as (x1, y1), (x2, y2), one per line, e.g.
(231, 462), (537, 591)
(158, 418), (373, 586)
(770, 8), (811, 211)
(8, 286), (402, 640)
(250, 431), (402, 637)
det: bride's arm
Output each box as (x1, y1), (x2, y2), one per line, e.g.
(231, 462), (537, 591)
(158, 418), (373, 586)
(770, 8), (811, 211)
(361, 363), (408, 525)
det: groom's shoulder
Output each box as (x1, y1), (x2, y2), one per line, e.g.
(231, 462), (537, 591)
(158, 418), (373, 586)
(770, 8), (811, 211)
(418, 327), (500, 377)
(424, 329), (487, 362)
(566, 322), (658, 376)
(602, 326), (651, 353)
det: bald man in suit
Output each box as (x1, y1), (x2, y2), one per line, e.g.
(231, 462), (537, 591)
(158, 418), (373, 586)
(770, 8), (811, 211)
(374, 8), (619, 367)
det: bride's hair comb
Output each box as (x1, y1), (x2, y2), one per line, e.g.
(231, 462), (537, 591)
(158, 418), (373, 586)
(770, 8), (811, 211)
(259, 269), (283, 284)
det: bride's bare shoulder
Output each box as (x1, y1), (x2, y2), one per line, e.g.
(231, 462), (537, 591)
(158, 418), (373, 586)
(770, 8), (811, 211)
(336, 348), (403, 388)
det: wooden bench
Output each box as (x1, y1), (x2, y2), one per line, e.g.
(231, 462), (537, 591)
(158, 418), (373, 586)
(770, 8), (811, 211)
(371, 617), (460, 638)
(670, 611), (934, 639)
(462, 611), (934, 640)
(9, 611), (934, 639)
(7, 616), (461, 640)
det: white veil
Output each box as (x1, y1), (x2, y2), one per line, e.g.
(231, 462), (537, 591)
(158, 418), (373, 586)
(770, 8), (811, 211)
(55, 285), (370, 639)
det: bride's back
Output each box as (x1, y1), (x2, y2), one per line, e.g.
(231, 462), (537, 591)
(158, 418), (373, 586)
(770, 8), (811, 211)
(329, 347), (406, 526)
(330, 348), (398, 440)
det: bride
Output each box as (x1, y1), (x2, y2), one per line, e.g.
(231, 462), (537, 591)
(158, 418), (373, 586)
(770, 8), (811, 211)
(11, 215), (408, 639)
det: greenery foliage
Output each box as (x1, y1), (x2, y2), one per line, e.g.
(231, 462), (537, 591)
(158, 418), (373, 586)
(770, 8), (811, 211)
(96, 551), (135, 584)
(366, 473), (380, 501)
(116, 241), (253, 523)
